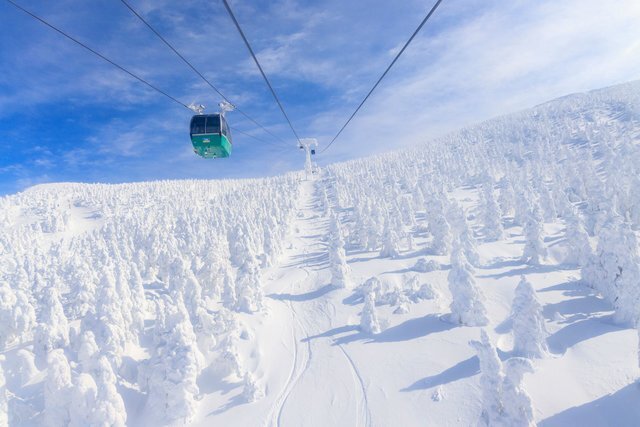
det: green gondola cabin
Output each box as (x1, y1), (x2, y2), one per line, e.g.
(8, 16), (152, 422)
(190, 113), (232, 158)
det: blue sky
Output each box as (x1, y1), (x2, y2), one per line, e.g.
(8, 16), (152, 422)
(1, 0), (639, 195)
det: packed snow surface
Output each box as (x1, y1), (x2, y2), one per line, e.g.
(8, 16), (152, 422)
(2, 81), (640, 426)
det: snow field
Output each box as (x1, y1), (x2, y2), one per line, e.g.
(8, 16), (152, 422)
(1, 81), (640, 425)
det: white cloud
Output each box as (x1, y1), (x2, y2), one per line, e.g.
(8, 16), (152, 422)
(311, 0), (640, 162)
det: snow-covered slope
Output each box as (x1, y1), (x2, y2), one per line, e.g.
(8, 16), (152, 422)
(1, 81), (640, 426)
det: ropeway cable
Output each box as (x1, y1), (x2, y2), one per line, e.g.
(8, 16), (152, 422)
(3, 0), (191, 111)
(3, 0), (276, 146)
(221, 0), (302, 146)
(320, 0), (444, 153)
(118, 0), (288, 147)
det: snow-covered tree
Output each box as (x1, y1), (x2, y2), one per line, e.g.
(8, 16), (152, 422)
(393, 291), (411, 314)
(14, 349), (37, 387)
(521, 205), (547, 265)
(145, 297), (203, 424)
(0, 281), (35, 350)
(216, 335), (244, 379)
(88, 270), (128, 368)
(360, 290), (381, 334)
(563, 210), (592, 266)
(413, 257), (440, 273)
(91, 357), (126, 427)
(582, 216), (640, 325)
(481, 180), (504, 241)
(329, 213), (351, 288)
(34, 286), (70, 366)
(469, 330), (504, 426)
(44, 349), (72, 427)
(501, 357), (536, 427)
(511, 276), (548, 358)
(429, 211), (452, 256)
(221, 263), (238, 310)
(380, 217), (401, 258)
(69, 373), (98, 427)
(447, 240), (488, 326)
(498, 176), (516, 218)
(448, 203), (480, 267)
(77, 330), (100, 374)
(235, 254), (264, 313)
(242, 372), (264, 402)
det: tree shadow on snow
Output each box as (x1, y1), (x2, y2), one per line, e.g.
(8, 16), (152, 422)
(267, 284), (335, 302)
(481, 258), (524, 270)
(302, 325), (360, 342)
(539, 383), (640, 427)
(539, 280), (590, 296)
(546, 314), (621, 355)
(402, 356), (479, 391)
(305, 314), (457, 346)
(284, 251), (329, 269)
(207, 393), (246, 416)
(479, 264), (569, 280)
(342, 291), (363, 306)
(543, 234), (565, 245)
(542, 294), (611, 324)
(366, 314), (457, 344)
(538, 280), (619, 354)
(402, 348), (511, 392)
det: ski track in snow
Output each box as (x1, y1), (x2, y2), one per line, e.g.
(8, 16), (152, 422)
(267, 178), (371, 427)
(265, 181), (317, 427)
(275, 296), (312, 427)
(335, 341), (371, 427)
(3, 82), (640, 426)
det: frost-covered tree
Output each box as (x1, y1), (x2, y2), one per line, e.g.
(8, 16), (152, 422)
(447, 240), (488, 326)
(91, 357), (126, 427)
(498, 176), (516, 218)
(221, 262), (238, 310)
(128, 263), (147, 334)
(235, 253), (264, 313)
(44, 349), (72, 427)
(582, 216), (640, 325)
(34, 286), (70, 366)
(77, 330), (100, 374)
(399, 194), (416, 227)
(14, 349), (37, 387)
(563, 209), (592, 266)
(88, 270), (128, 368)
(360, 290), (381, 334)
(501, 358), (536, 427)
(429, 211), (452, 256)
(393, 291), (411, 314)
(329, 213), (351, 288)
(216, 335), (244, 379)
(511, 276), (548, 358)
(481, 180), (504, 241)
(448, 203), (480, 267)
(69, 373), (98, 427)
(469, 330), (504, 426)
(71, 272), (97, 321)
(0, 281), (35, 350)
(145, 297), (203, 424)
(536, 181), (557, 223)
(521, 205), (547, 265)
(380, 217), (401, 258)
(413, 257), (440, 273)
(167, 257), (215, 348)
(242, 372), (264, 402)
